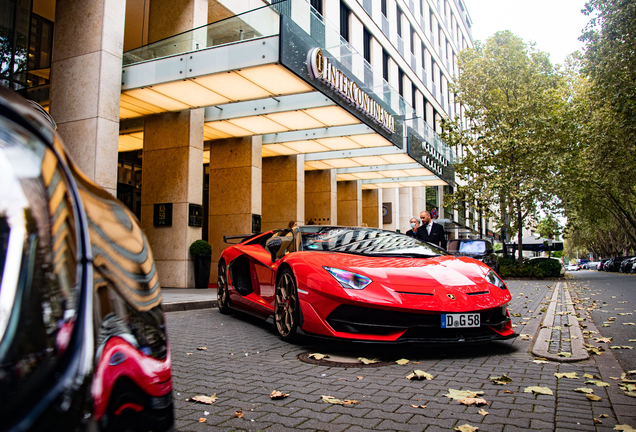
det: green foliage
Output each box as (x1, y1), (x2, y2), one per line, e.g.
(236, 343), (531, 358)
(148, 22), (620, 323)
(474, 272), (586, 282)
(189, 239), (212, 256)
(498, 257), (562, 278)
(536, 215), (562, 240)
(442, 31), (567, 264)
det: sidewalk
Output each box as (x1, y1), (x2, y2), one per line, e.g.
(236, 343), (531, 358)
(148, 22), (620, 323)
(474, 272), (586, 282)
(161, 286), (217, 312)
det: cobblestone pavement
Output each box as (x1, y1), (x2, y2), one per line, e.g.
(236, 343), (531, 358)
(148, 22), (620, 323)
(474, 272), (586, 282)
(166, 280), (632, 431)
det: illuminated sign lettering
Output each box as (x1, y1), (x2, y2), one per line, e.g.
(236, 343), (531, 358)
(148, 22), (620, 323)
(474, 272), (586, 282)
(307, 48), (395, 134)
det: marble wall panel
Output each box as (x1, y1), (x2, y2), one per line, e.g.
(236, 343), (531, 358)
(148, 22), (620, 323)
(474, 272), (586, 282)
(362, 189), (382, 228)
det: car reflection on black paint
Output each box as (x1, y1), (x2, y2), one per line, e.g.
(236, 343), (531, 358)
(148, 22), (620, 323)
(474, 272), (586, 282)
(0, 88), (173, 432)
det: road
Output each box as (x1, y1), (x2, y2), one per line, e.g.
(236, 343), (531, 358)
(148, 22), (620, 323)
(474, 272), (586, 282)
(164, 279), (633, 431)
(567, 270), (636, 372)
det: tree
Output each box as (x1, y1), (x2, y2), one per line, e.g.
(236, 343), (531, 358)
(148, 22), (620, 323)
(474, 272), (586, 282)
(557, 0), (636, 254)
(535, 215), (562, 240)
(442, 31), (566, 263)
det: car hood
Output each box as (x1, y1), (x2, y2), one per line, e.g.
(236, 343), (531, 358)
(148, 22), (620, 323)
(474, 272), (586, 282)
(295, 252), (508, 311)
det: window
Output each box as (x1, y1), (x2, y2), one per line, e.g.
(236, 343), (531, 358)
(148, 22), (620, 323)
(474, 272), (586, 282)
(381, 0), (387, 17)
(410, 26), (416, 54)
(340, 1), (350, 41)
(421, 42), (426, 69)
(363, 27), (372, 63)
(431, 61), (436, 82)
(311, 0), (323, 15)
(397, 7), (403, 37)
(398, 69), (404, 96)
(412, 83), (417, 109)
(382, 49), (389, 82)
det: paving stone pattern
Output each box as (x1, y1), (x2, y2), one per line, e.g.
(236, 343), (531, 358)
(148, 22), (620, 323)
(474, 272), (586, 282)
(547, 285), (573, 355)
(166, 281), (621, 431)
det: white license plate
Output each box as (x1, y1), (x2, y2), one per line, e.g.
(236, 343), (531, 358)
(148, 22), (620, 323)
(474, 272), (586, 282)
(441, 313), (480, 328)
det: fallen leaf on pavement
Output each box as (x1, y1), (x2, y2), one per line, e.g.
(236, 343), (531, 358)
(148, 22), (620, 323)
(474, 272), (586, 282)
(557, 352), (572, 358)
(533, 360), (550, 364)
(614, 425), (636, 431)
(610, 346), (634, 350)
(524, 386), (553, 396)
(489, 373), (513, 385)
(503, 390), (514, 394)
(594, 418), (603, 424)
(358, 357), (380, 364)
(595, 337), (613, 343)
(555, 372), (579, 379)
(586, 394), (602, 401)
(234, 410), (244, 418)
(455, 424), (479, 432)
(186, 353), (193, 355)
(478, 409), (489, 416)
(197, 347), (207, 350)
(191, 394), (218, 404)
(600, 414), (609, 418)
(198, 418), (206, 423)
(623, 323), (636, 326)
(584, 373), (601, 379)
(308, 353), (329, 360)
(520, 334), (532, 340)
(357, 376), (364, 380)
(587, 380), (610, 387)
(411, 404), (427, 409)
(573, 388), (594, 394)
(270, 390), (290, 399)
(396, 358), (410, 365)
(457, 397), (488, 406)
(445, 389), (484, 400)
(406, 370), (434, 380)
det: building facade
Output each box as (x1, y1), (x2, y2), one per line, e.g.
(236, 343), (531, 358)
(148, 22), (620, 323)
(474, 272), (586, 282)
(2, 0), (497, 288)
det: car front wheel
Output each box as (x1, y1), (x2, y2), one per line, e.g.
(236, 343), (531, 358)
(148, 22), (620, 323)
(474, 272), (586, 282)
(217, 262), (231, 314)
(275, 269), (300, 341)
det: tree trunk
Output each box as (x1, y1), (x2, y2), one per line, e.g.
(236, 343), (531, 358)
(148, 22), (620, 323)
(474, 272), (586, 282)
(517, 208), (523, 264)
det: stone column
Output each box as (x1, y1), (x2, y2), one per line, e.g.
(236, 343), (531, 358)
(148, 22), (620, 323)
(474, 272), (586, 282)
(382, 187), (399, 231)
(337, 180), (362, 226)
(399, 187), (413, 234)
(305, 170), (337, 226)
(362, 189), (382, 228)
(412, 186), (426, 217)
(148, 0), (208, 48)
(141, 110), (204, 288)
(208, 136), (262, 281)
(262, 155), (305, 232)
(50, 0), (126, 196)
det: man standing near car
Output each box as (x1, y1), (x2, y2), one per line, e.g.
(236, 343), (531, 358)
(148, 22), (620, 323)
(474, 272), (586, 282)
(417, 210), (447, 249)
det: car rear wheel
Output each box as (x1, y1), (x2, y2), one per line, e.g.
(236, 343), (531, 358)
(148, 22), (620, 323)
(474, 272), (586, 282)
(217, 262), (231, 314)
(275, 269), (299, 341)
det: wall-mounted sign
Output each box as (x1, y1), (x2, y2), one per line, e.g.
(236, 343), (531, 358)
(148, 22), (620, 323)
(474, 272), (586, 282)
(153, 203), (172, 227)
(382, 202), (392, 224)
(252, 214), (261, 233)
(188, 204), (203, 227)
(307, 47), (395, 134)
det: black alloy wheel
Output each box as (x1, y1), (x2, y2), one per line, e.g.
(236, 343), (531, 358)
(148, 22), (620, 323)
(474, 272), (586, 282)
(217, 262), (231, 314)
(274, 269), (300, 341)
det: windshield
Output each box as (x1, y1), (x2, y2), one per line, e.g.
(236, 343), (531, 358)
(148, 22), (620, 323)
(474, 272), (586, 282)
(299, 226), (446, 257)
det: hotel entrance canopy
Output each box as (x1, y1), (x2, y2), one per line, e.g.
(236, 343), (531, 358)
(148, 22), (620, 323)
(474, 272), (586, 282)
(119, 2), (454, 188)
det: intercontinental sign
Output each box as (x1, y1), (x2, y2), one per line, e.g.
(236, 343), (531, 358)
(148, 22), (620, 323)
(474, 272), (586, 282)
(307, 48), (395, 134)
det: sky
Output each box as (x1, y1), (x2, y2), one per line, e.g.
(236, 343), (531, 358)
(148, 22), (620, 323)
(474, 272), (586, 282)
(464, 0), (591, 65)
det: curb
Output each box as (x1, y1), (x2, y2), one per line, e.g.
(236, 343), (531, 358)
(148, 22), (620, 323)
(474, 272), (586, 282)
(163, 300), (217, 312)
(531, 282), (590, 362)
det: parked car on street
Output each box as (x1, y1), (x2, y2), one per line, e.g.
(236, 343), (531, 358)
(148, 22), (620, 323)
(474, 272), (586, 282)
(0, 88), (174, 432)
(446, 239), (500, 273)
(598, 258), (610, 271)
(567, 264), (579, 271)
(607, 256), (635, 272)
(218, 226), (515, 344)
(620, 257), (636, 273)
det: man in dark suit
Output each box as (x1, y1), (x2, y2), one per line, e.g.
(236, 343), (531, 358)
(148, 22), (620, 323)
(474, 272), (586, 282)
(416, 210), (447, 249)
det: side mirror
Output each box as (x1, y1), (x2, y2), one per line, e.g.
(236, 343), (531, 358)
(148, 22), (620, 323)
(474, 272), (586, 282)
(266, 237), (282, 262)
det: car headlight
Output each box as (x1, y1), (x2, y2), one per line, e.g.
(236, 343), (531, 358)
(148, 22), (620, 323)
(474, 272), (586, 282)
(486, 270), (507, 290)
(323, 267), (372, 290)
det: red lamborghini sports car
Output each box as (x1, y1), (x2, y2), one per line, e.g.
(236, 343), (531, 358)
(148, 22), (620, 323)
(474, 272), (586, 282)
(218, 226), (515, 344)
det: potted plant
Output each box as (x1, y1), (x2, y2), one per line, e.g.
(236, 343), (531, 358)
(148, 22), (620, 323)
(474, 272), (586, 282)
(190, 240), (212, 289)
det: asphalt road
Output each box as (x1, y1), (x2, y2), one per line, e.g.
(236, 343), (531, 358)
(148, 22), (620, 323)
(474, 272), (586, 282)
(567, 270), (636, 372)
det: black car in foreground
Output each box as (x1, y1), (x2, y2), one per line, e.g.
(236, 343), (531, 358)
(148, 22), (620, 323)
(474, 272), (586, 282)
(446, 239), (500, 273)
(0, 88), (173, 431)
